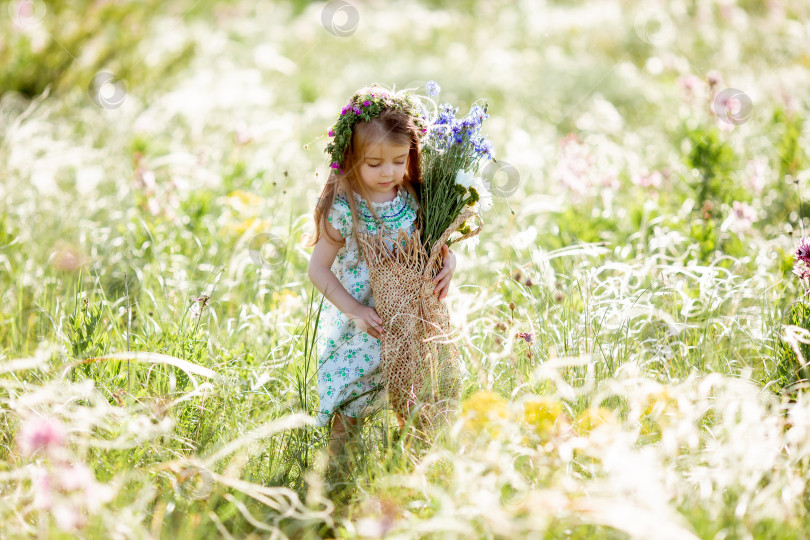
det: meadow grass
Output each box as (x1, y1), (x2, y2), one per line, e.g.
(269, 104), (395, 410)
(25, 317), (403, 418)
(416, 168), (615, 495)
(2, 0), (810, 538)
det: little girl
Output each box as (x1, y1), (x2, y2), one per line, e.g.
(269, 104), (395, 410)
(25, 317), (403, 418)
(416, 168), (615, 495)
(305, 84), (457, 461)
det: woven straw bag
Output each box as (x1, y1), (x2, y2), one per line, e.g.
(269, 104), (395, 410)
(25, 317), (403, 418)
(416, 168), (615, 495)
(357, 210), (483, 427)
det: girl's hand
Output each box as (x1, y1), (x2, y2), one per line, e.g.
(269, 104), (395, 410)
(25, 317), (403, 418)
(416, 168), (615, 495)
(348, 305), (384, 340)
(432, 244), (456, 300)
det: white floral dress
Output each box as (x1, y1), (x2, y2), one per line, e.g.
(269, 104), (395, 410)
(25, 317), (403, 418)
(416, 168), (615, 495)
(315, 185), (420, 427)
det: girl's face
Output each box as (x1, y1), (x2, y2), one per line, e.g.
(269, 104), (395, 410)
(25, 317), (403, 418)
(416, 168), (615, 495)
(358, 138), (410, 199)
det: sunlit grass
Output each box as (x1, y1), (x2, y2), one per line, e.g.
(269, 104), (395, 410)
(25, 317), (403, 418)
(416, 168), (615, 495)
(2, 0), (810, 537)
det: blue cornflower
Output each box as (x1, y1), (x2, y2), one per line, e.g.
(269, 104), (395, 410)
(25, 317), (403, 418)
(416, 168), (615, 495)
(469, 104), (488, 122)
(472, 138), (495, 159)
(425, 80), (441, 97)
(461, 116), (478, 131)
(435, 104), (458, 125)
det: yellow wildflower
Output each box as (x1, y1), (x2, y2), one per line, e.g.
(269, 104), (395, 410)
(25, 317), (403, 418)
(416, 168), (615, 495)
(639, 389), (680, 438)
(576, 406), (619, 435)
(519, 395), (565, 441)
(461, 390), (508, 436)
(642, 389), (679, 420)
(226, 190), (264, 211)
(222, 218), (273, 237)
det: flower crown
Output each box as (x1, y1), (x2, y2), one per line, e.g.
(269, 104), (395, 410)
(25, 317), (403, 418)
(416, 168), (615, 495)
(324, 87), (429, 174)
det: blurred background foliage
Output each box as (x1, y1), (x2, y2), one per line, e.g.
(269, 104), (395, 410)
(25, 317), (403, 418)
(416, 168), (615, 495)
(0, 0), (215, 100)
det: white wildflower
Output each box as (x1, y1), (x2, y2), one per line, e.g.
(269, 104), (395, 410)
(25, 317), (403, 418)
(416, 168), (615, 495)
(472, 175), (494, 212)
(460, 234), (480, 253)
(454, 169), (475, 190)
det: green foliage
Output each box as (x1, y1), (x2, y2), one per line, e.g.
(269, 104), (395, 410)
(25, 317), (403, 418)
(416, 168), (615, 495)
(676, 123), (760, 265)
(180, 189), (218, 233)
(685, 215), (748, 267)
(543, 522), (628, 539)
(775, 299), (810, 390)
(762, 107), (809, 225)
(688, 218), (717, 263)
(547, 207), (617, 251)
(777, 246), (798, 280)
(774, 107), (806, 181)
(682, 124), (745, 209)
(683, 499), (806, 540)
(0, 0), (206, 100)
(0, 213), (16, 248)
(66, 297), (107, 360)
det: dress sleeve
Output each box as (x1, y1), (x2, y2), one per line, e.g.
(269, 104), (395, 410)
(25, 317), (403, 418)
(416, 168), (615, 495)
(326, 196), (353, 239)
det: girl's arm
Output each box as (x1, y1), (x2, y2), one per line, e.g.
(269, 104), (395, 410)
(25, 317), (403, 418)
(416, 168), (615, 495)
(308, 223), (361, 316)
(307, 222), (384, 338)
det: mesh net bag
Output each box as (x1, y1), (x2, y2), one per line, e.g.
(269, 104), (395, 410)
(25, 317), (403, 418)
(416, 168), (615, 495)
(358, 210), (483, 428)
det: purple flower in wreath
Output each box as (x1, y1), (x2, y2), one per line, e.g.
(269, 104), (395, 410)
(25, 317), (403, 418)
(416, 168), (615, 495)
(363, 100), (371, 107)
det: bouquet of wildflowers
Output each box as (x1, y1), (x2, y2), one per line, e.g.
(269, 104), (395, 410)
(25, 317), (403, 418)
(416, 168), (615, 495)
(417, 82), (495, 258)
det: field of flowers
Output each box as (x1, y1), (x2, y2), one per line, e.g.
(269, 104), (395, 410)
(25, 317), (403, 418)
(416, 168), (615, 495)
(2, 0), (810, 538)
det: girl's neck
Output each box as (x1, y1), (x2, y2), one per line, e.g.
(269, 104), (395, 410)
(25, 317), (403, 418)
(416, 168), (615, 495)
(364, 184), (399, 204)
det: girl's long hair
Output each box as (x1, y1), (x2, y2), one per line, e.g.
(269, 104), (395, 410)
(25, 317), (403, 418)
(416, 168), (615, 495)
(304, 88), (423, 268)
